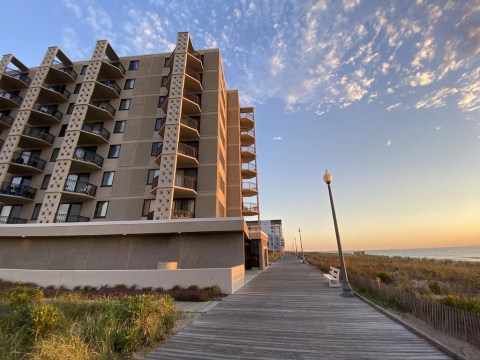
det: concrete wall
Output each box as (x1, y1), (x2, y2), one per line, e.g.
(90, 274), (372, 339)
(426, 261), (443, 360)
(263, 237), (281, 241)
(0, 264), (245, 294)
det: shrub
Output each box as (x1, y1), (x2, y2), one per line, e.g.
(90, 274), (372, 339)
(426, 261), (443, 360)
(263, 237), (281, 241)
(7, 287), (44, 307)
(375, 271), (393, 284)
(30, 333), (92, 360)
(440, 295), (480, 313)
(113, 284), (127, 289)
(82, 285), (96, 293)
(29, 302), (61, 340)
(428, 280), (442, 295)
(187, 285), (199, 291)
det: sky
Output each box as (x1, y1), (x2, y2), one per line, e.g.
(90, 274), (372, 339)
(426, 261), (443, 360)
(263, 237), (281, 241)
(1, 0), (479, 251)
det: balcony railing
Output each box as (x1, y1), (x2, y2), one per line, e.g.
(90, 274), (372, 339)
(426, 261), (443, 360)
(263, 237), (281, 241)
(81, 123), (110, 141)
(242, 182), (258, 191)
(73, 149), (104, 167)
(186, 72), (202, 83)
(59, 66), (78, 80)
(4, 67), (31, 85)
(90, 101), (116, 117)
(241, 145), (255, 153)
(43, 84), (71, 100)
(0, 112), (14, 127)
(174, 174), (196, 189)
(188, 49), (202, 62)
(54, 214), (90, 223)
(99, 80), (121, 95)
(242, 163), (257, 172)
(151, 176), (159, 189)
(243, 202), (259, 212)
(0, 216), (28, 224)
(109, 61), (126, 75)
(241, 128), (255, 137)
(63, 179), (97, 197)
(181, 116), (199, 130)
(22, 126), (54, 145)
(241, 112), (254, 120)
(0, 92), (23, 105)
(11, 151), (46, 171)
(183, 93), (201, 106)
(178, 142), (198, 158)
(155, 143), (164, 158)
(171, 209), (194, 219)
(0, 182), (36, 199)
(32, 103), (63, 121)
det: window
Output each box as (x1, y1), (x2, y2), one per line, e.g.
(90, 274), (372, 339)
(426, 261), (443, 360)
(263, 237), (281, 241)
(31, 203), (42, 220)
(101, 171), (115, 187)
(161, 76), (168, 87)
(80, 65), (88, 75)
(66, 103), (75, 114)
(94, 201), (109, 218)
(58, 124), (68, 137)
(147, 169), (159, 185)
(155, 118), (165, 131)
(108, 145), (121, 159)
(119, 99), (131, 110)
(158, 96), (167, 108)
(163, 57), (170, 67)
(73, 84), (81, 94)
(113, 120), (126, 133)
(41, 174), (51, 190)
(151, 142), (162, 156)
(50, 148), (60, 162)
(124, 79), (135, 89)
(128, 60), (139, 70)
(142, 199), (153, 217)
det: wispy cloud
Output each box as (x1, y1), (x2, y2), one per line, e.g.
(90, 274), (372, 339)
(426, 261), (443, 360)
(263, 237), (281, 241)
(273, 136), (283, 141)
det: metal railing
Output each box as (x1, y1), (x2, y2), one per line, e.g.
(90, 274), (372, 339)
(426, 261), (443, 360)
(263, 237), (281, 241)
(0, 112), (14, 127)
(81, 123), (110, 141)
(188, 49), (202, 62)
(32, 103), (63, 121)
(181, 116), (200, 130)
(22, 126), (54, 144)
(90, 101), (116, 117)
(241, 128), (255, 137)
(171, 209), (194, 219)
(174, 174), (196, 189)
(178, 142), (198, 159)
(242, 182), (258, 191)
(240, 112), (254, 120)
(99, 80), (121, 95)
(108, 61), (126, 75)
(59, 66), (78, 80)
(11, 151), (46, 171)
(73, 148), (104, 167)
(0, 92), (23, 105)
(54, 214), (90, 223)
(63, 179), (97, 197)
(183, 93), (201, 106)
(0, 216), (27, 224)
(241, 145), (255, 153)
(186, 71), (202, 83)
(0, 182), (36, 199)
(243, 202), (259, 212)
(4, 67), (31, 85)
(242, 162), (257, 172)
(43, 84), (71, 99)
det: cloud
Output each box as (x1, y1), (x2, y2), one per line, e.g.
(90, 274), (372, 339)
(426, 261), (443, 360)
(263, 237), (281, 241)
(343, 0), (361, 12)
(386, 103), (402, 111)
(270, 55), (284, 75)
(62, 0), (82, 18)
(273, 137), (283, 141)
(415, 87), (459, 109)
(387, 139), (392, 146)
(60, 28), (89, 60)
(409, 71), (435, 86)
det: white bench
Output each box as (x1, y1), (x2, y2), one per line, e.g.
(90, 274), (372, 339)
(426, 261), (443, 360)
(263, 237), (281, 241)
(323, 266), (341, 287)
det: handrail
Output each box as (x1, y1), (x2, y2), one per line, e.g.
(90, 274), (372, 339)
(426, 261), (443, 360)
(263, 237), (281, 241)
(183, 93), (201, 106)
(90, 100), (116, 117)
(108, 61), (126, 75)
(54, 214), (90, 223)
(174, 174), (196, 189)
(60, 66), (78, 80)
(151, 175), (159, 189)
(0, 181), (36, 199)
(0, 92), (23, 105)
(243, 202), (259, 212)
(241, 145), (255, 153)
(178, 142), (198, 158)
(73, 148), (104, 167)
(242, 182), (258, 191)
(186, 72), (202, 83)
(240, 112), (254, 121)
(63, 179), (97, 197)
(99, 80), (121, 95)
(241, 128), (255, 137)
(81, 123), (110, 141)
(181, 116), (200, 130)
(11, 151), (46, 170)
(242, 162), (257, 171)
(171, 209), (194, 219)
(32, 103), (63, 121)
(43, 84), (71, 99)
(0, 216), (28, 224)
(4, 67), (31, 85)
(155, 143), (164, 158)
(22, 125), (55, 144)
(0, 112), (14, 126)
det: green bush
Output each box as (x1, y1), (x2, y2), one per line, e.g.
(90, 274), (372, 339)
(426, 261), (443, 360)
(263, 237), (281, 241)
(187, 285), (199, 291)
(428, 280), (442, 295)
(375, 271), (393, 284)
(440, 295), (480, 313)
(7, 287), (44, 307)
(29, 302), (61, 340)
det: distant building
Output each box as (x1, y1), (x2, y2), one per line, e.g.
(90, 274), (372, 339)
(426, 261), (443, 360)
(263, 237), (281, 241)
(247, 219), (284, 251)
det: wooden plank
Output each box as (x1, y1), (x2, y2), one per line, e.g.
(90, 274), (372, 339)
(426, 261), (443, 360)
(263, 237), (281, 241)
(145, 255), (451, 359)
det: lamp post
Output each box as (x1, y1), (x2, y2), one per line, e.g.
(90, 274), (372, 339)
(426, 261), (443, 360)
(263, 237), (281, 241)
(298, 228), (305, 263)
(294, 237), (298, 258)
(323, 170), (354, 297)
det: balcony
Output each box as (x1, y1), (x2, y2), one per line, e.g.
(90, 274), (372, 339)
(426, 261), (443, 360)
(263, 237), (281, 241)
(79, 123), (110, 145)
(240, 112), (255, 130)
(62, 178), (97, 201)
(54, 214), (90, 223)
(20, 126), (54, 148)
(182, 93), (201, 115)
(71, 149), (104, 171)
(0, 68), (31, 90)
(154, 143), (164, 164)
(92, 80), (121, 99)
(158, 116), (200, 141)
(47, 63), (77, 83)
(240, 128), (255, 146)
(30, 103), (63, 125)
(99, 60), (126, 79)
(243, 202), (260, 216)
(241, 145), (256, 163)
(9, 151), (46, 175)
(171, 209), (194, 219)
(184, 71), (202, 93)
(88, 101), (116, 120)
(0, 112), (14, 128)
(0, 92), (22, 109)
(242, 182), (258, 197)
(177, 142), (199, 167)
(174, 174), (197, 198)
(0, 182), (36, 203)
(39, 84), (71, 103)
(0, 216), (28, 224)
(186, 50), (203, 72)
(241, 162), (257, 179)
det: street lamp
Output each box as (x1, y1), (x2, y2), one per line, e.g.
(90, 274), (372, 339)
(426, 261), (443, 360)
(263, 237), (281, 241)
(298, 228), (305, 263)
(323, 170), (354, 297)
(294, 237), (298, 258)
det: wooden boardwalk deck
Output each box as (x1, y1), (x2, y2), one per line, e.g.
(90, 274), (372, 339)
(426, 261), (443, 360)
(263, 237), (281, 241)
(145, 255), (451, 359)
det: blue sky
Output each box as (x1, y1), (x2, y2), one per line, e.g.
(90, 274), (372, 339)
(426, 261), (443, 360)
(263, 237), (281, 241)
(2, 0), (479, 250)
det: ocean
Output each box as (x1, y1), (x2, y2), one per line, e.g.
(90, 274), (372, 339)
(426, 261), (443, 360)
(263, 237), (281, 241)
(363, 245), (480, 262)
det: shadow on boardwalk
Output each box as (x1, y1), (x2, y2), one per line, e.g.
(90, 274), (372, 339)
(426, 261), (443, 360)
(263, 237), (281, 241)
(145, 255), (451, 359)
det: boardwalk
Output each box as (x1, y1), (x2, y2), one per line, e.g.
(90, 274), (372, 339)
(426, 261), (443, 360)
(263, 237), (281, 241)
(145, 255), (450, 359)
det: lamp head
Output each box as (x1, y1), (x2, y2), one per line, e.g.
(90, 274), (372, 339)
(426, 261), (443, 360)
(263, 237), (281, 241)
(323, 169), (332, 185)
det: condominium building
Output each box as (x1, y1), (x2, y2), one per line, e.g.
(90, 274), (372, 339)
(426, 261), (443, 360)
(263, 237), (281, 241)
(247, 219), (285, 251)
(0, 32), (267, 286)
